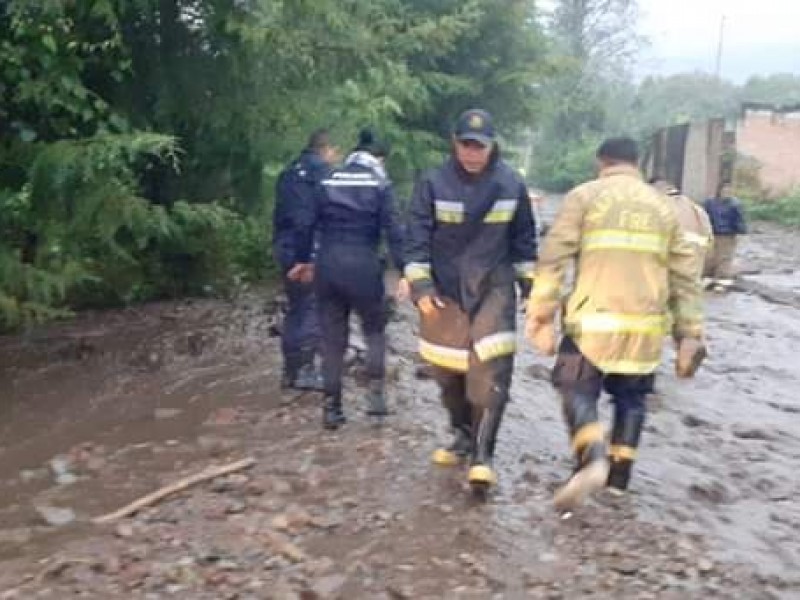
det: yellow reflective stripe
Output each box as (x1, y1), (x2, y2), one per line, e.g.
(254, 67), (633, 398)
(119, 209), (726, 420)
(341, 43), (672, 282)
(593, 358), (660, 374)
(578, 313), (667, 335)
(514, 261), (535, 280)
(419, 340), (469, 372)
(474, 331), (517, 362)
(404, 262), (431, 282)
(484, 199), (518, 223)
(682, 231), (711, 247)
(572, 423), (604, 452)
(530, 276), (560, 301)
(435, 200), (464, 224)
(610, 445), (637, 461)
(583, 230), (667, 255)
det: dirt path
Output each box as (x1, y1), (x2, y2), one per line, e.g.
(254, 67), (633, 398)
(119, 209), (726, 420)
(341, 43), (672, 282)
(0, 224), (798, 599)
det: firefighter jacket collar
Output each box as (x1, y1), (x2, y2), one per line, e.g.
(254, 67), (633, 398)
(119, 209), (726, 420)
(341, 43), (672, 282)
(345, 151), (387, 181)
(599, 164), (642, 180)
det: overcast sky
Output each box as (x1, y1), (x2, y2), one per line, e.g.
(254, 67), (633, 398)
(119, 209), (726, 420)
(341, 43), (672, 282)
(638, 0), (800, 81)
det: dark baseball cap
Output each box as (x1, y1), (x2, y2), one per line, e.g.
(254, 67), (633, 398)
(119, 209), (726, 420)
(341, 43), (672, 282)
(454, 109), (495, 146)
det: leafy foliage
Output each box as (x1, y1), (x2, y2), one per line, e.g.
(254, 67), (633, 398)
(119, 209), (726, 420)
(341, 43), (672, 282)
(0, 0), (547, 329)
(745, 189), (800, 228)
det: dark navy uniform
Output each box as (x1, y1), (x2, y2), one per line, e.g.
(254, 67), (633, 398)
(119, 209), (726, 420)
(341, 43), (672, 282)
(273, 148), (330, 388)
(405, 148), (537, 484)
(296, 149), (404, 428)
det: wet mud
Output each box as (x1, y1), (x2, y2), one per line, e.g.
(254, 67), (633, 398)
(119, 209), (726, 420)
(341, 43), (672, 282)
(0, 223), (798, 598)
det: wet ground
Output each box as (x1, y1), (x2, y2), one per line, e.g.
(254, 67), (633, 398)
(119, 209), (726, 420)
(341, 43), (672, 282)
(1, 222), (799, 599)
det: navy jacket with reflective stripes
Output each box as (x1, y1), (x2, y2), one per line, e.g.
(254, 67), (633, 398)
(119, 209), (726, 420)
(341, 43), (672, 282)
(273, 149), (330, 271)
(405, 153), (538, 315)
(296, 151), (404, 269)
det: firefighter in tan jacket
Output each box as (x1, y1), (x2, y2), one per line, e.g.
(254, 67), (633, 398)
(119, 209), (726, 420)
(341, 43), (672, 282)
(526, 138), (704, 511)
(650, 178), (713, 281)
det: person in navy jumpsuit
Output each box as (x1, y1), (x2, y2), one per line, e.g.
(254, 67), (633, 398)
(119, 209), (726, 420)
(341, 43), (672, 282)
(273, 130), (338, 390)
(292, 130), (404, 429)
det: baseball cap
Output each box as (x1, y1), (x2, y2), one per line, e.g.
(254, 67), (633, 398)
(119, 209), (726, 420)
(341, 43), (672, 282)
(454, 109), (496, 146)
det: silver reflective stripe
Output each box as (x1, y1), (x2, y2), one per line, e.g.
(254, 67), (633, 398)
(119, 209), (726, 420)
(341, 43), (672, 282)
(434, 200), (464, 212)
(331, 172), (375, 180)
(514, 261), (535, 278)
(493, 199), (518, 211)
(404, 262), (432, 282)
(682, 231), (710, 247)
(323, 179), (381, 187)
(474, 331), (517, 361)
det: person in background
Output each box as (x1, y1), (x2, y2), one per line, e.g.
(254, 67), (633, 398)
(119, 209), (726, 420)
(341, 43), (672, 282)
(404, 109), (537, 493)
(651, 178), (713, 283)
(703, 183), (747, 292)
(290, 129), (404, 429)
(273, 130), (338, 391)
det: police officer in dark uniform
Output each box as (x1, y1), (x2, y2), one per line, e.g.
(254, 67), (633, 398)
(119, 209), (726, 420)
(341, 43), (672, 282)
(291, 130), (404, 429)
(405, 109), (537, 492)
(273, 130), (338, 390)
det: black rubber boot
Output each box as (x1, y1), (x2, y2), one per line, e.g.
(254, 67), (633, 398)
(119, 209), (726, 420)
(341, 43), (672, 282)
(608, 399), (645, 494)
(364, 380), (388, 417)
(468, 403), (506, 489)
(323, 395), (346, 430)
(432, 377), (473, 466)
(432, 425), (472, 466)
(289, 363), (324, 391)
(554, 391), (609, 511)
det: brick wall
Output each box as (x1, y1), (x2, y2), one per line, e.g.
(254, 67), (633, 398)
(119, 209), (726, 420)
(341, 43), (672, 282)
(736, 108), (800, 197)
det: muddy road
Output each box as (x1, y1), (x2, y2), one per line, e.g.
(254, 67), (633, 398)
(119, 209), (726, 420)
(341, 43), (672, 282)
(1, 223), (799, 599)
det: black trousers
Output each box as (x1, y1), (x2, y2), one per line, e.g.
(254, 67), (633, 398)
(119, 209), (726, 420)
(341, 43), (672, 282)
(315, 244), (386, 399)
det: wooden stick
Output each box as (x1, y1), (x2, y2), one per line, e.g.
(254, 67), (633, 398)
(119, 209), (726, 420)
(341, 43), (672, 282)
(92, 457), (256, 524)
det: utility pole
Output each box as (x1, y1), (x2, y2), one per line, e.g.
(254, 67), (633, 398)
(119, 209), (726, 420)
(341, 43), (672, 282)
(714, 14), (726, 79)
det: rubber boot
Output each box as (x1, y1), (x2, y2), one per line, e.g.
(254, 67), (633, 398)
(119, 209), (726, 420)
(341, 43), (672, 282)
(432, 382), (473, 466)
(432, 426), (471, 467)
(291, 363), (324, 391)
(608, 399), (645, 495)
(467, 403), (506, 489)
(554, 391), (609, 511)
(322, 395), (346, 430)
(364, 380), (387, 415)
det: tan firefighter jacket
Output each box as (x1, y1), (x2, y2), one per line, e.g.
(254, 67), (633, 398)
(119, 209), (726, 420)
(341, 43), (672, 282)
(669, 191), (713, 282)
(528, 165), (703, 375)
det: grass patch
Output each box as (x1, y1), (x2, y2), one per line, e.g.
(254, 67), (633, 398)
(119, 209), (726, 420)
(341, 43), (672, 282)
(744, 190), (800, 227)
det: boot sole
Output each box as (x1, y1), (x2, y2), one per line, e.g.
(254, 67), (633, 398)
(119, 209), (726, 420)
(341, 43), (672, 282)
(553, 460), (609, 511)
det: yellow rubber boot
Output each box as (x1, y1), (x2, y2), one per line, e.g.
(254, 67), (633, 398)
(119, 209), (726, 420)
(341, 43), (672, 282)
(468, 463), (497, 487)
(432, 428), (471, 467)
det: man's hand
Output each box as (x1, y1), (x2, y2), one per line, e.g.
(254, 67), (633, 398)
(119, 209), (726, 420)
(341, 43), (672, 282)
(525, 315), (557, 357)
(287, 263), (314, 284)
(417, 295), (445, 316)
(675, 337), (707, 379)
(396, 278), (411, 302)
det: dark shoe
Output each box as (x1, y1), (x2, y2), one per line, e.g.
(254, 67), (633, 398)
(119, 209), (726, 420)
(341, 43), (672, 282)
(364, 382), (388, 417)
(285, 364), (324, 391)
(323, 396), (346, 430)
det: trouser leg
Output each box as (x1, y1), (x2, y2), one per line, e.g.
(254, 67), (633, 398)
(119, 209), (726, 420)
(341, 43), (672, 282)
(316, 280), (349, 402)
(431, 369), (472, 464)
(551, 336), (609, 509)
(466, 353), (513, 468)
(281, 276), (318, 380)
(606, 373), (652, 492)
